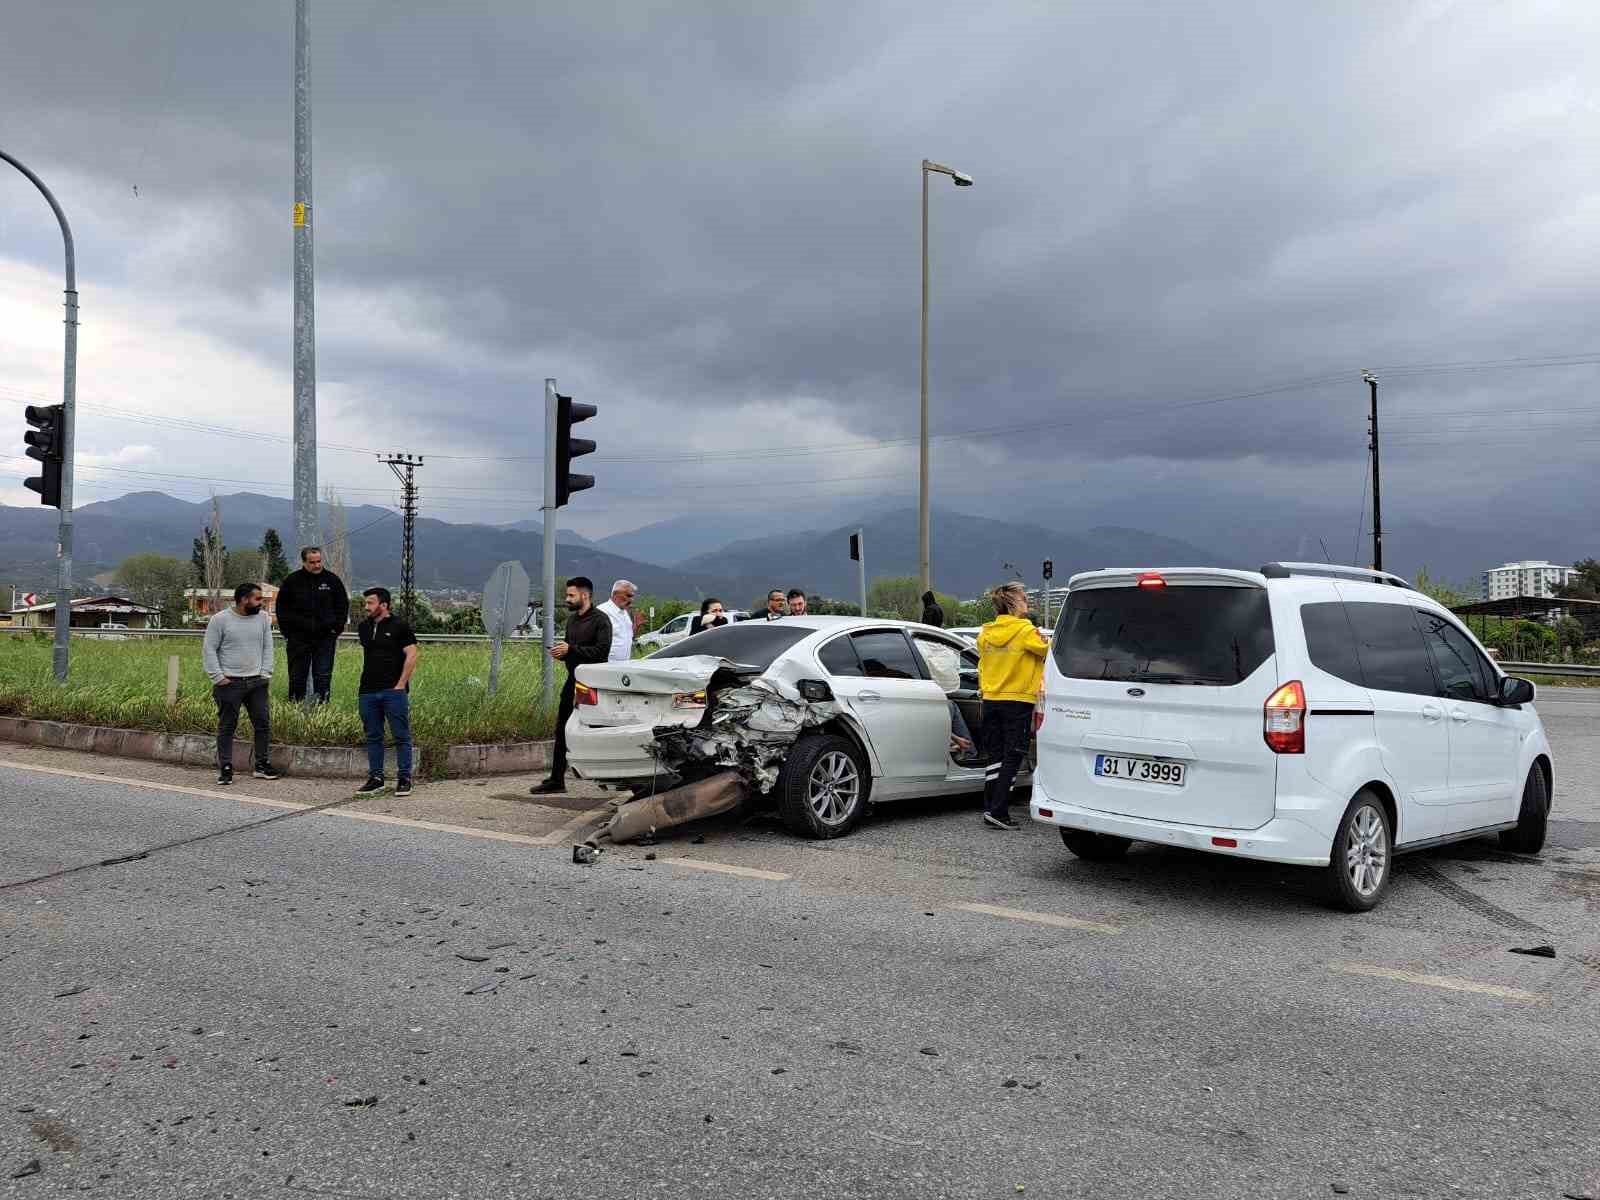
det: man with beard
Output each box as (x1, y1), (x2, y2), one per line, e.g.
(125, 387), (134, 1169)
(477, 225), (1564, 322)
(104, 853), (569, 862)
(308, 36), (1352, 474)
(202, 582), (280, 785)
(530, 576), (613, 796)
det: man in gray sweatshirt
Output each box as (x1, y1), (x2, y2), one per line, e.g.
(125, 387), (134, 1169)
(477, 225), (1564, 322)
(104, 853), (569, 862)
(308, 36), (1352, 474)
(202, 582), (279, 785)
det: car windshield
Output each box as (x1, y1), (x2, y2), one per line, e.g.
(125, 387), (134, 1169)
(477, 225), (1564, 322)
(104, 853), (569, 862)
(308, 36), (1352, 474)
(1053, 584), (1274, 684)
(650, 622), (811, 672)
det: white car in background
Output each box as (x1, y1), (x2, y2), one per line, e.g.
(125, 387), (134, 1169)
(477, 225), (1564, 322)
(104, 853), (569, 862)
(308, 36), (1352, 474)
(635, 610), (750, 652)
(567, 616), (1020, 838)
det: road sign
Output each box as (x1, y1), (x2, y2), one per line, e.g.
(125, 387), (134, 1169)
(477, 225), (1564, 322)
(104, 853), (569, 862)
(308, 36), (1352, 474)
(21, 592), (38, 607)
(483, 561), (531, 640)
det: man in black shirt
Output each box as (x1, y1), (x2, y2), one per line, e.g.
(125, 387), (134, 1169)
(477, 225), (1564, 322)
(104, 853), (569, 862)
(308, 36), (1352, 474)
(531, 575), (612, 796)
(355, 586), (418, 798)
(277, 546), (350, 704)
(743, 589), (787, 622)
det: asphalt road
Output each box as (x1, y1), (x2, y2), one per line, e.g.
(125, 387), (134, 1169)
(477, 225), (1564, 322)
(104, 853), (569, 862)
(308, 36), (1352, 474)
(3, 690), (1599, 1199)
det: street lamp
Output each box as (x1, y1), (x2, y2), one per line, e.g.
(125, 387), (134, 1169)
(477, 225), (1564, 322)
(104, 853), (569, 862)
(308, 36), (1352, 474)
(920, 158), (972, 596)
(1, 148), (77, 682)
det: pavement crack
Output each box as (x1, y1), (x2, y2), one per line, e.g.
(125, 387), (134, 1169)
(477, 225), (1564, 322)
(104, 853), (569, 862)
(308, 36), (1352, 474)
(0, 794), (368, 893)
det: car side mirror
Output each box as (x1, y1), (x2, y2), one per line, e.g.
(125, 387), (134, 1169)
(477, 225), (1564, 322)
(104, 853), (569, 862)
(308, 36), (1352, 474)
(1497, 676), (1535, 706)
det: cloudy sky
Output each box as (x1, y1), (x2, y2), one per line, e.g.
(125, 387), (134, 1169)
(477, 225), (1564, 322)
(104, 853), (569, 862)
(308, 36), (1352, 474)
(3, 0), (1598, 558)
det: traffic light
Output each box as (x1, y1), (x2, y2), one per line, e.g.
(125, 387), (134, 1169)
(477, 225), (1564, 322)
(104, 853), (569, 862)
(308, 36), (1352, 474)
(849, 532), (862, 562)
(23, 404), (64, 508)
(554, 393), (596, 507)
(1042, 559), (1053, 581)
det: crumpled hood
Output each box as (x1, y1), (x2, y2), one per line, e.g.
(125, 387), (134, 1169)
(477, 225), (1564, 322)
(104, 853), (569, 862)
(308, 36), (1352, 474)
(978, 615), (1038, 649)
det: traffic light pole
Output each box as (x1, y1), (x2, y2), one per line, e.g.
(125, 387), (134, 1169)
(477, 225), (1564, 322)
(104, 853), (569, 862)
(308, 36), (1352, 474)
(856, 529), (867, 618)
(540, 378), (558, 712)
(1365, 371), (1383, 573)
(1, 148), (77, 682)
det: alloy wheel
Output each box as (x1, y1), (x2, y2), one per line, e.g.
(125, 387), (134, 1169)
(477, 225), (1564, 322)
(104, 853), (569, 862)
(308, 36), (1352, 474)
(1345, 804), (1388, 898)
(808, 750), (861, 827)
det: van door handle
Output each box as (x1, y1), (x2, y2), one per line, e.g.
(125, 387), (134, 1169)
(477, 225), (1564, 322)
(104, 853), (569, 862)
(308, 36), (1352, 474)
(857, 690), (882, 703)
(1420, 705), (1443, 723)
(1450, 708), (1471, 724)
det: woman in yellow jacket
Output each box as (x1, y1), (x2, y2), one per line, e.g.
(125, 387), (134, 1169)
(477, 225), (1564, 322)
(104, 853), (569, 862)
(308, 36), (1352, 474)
(976, 582), (1050, 830)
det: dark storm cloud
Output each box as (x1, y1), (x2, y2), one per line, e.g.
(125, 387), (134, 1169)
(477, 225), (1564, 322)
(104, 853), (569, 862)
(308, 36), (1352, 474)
(3, 0), (1599, 539)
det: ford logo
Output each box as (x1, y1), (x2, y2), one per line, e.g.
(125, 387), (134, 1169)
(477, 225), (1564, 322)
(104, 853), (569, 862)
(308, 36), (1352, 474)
(1126, 687), (1146, 697)
(621, 675), (631, 687)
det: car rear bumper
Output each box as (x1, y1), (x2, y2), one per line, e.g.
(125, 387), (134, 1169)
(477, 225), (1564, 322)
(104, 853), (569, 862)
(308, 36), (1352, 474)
(1028, 777), (1334, 867)
(565, 717), (668, 788)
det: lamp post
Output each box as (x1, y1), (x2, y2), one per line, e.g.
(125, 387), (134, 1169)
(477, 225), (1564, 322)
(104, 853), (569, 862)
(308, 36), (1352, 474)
(1363, 369), (1382, 572)
(0, 148), (77, 682)
(920, 158), (972, 597)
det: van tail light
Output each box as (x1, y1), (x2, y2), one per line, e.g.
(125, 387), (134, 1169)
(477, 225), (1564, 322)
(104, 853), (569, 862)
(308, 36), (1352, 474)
(1032, 682), (1045, 733)
(574, 682), (599, 707)
(1263, 680), (1306, 754)
(1136, 572), (1167, 589)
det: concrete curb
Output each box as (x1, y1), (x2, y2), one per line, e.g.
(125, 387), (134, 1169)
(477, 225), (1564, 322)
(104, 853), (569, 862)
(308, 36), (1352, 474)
(0, 716), (551, 780)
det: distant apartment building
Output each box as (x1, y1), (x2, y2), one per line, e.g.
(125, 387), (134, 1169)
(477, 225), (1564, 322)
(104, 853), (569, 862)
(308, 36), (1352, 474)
(1481, 561), (1577, 601)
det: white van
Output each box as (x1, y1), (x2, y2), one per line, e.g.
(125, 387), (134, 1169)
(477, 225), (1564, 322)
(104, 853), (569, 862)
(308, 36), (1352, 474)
(1030, 563), (1553, 911)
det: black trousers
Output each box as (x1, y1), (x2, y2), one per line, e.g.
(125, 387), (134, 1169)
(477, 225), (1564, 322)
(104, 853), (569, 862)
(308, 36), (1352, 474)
(547, 672), (576, 784)
(215, 676), (271, 769)
(980, 699), (1033, 818)
(286, 633), (338, 703)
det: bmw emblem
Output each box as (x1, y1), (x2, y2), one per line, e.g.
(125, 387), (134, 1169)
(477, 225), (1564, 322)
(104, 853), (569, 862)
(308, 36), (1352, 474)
(621, 674), (631, 687)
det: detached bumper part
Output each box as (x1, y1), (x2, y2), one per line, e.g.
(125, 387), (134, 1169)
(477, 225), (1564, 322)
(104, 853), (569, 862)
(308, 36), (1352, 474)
(575, 771), (747, 859)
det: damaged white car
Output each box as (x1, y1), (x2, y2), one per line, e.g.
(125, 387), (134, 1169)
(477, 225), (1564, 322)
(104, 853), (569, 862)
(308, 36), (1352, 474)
(567, 617), (1022, 839)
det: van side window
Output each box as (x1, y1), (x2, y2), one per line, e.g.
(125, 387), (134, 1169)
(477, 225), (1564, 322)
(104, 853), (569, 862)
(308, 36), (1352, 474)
(1342, 602), (1437, 696)
(1300, 603), (1367, 687)
(1414, 609), (1494, 702)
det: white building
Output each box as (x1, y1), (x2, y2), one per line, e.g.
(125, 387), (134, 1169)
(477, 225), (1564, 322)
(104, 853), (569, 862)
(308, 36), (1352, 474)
(1481, 561), (1577, 601)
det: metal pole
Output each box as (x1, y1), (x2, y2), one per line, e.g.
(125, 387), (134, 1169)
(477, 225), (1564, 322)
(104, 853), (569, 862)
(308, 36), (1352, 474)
(1366, 371), (1383, 572)
(540, 379), (558, 711)
(919, 162), (931, 597)
(292, 0), (319, 552)
(857, 528), (867, 617)
(0, 148), (76, 682)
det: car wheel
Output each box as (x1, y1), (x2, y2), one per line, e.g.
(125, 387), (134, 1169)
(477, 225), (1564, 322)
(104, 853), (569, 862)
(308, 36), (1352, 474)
(1059, 827), (1131, 860)
(775, 734), (869, 839)
(1498, 765), (1548, 854)
(1324, 790), (1393, 912)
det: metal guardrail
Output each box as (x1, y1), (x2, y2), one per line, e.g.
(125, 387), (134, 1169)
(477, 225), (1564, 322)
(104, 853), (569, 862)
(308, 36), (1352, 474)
(0, 627), (536, 645)
(1500, 660), (1600, 679)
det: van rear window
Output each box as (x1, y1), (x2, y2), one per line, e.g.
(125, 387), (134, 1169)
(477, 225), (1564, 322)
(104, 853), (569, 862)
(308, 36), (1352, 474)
(1052, 585), (1274, 684)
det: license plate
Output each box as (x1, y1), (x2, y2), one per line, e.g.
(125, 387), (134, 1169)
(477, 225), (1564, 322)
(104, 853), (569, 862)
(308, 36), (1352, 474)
(1094, 754), (1186, 787)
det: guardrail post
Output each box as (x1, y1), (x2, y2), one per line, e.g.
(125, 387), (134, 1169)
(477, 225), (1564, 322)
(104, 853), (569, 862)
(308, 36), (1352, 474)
(166, 655), (180, 705)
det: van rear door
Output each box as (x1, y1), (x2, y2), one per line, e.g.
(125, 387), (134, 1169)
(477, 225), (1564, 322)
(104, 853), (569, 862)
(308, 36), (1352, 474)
(1038, 571), (1280, 830)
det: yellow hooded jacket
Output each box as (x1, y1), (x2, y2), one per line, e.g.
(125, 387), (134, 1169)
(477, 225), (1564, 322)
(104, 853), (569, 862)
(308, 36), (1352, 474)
(977, 615), (1050, 703)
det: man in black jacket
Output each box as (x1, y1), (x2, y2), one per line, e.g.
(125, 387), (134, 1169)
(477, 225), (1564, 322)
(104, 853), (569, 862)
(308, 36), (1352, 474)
(921, 590), (945, 628)
(276, 546), (350, 704)
(531, 575), (613, 796)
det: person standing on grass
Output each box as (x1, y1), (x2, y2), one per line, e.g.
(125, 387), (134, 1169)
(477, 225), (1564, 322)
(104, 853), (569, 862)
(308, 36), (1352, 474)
(976, 581), (1049, 831)
(276, 546), (350, 705)
(530, 576), (612, 796)
(355, 587), (418, 799)
(202, 582), (279, 786)
(595, 579), (638, 663)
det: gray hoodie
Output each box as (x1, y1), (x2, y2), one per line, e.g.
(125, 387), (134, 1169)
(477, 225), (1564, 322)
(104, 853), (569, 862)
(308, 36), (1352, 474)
(202, 608), (275, 684)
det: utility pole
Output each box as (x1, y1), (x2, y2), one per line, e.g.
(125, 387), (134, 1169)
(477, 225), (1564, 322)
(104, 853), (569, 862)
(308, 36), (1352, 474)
(1, 148), (77, 682)
(380, 453), (423, 622)
(1363, 370), (1382, 572)
(292, 0), (319, 552)
(541, 379), (558, 711)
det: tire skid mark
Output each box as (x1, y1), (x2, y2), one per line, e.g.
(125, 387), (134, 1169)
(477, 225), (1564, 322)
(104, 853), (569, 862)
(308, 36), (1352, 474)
(1404, 860), (1552, 937)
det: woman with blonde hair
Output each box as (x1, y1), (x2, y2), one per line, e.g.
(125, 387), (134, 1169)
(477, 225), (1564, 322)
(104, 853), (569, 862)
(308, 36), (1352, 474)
(975, 582), (1050, 830)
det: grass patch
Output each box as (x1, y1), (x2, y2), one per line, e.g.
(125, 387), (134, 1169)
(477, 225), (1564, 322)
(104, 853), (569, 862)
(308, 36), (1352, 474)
(0, 635), (558, 775)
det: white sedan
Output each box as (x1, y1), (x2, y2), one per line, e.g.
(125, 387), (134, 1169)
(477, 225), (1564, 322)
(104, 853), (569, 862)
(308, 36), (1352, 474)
(567, 616), (1023, 838)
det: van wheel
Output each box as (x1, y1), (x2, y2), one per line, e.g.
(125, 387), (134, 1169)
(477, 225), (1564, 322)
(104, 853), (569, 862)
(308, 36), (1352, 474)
(1498, 766), (1548, 854)
(1059, 828), (1131, 861)
(1324, 790), (1392, 912)
(775, 734), (869, 839)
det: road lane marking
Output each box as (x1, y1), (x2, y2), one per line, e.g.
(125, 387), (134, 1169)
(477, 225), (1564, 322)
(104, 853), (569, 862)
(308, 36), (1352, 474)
(1330, 962), (1543, 1002)
(1, 760), (309, 811)
(954, 901), (1122, 936)
(1, 759), (607, 850)
(657, 857), (791, 881)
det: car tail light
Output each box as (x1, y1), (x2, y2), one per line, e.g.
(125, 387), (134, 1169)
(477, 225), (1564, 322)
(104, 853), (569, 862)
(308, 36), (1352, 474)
(1136, 572), (1166, 589)
(1037, 808), (1054, 819)
(574, 682), (599, 707)
(1032, 682), (1045, 733)
(1263, 680), (1305, 754)
(1212, 836), (1238, 848)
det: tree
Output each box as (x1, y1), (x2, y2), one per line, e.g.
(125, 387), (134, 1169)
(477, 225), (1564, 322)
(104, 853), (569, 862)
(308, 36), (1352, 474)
(201, 497), (227, 615)
(444, 605), (485, 635)
(260, 528), (290, 584)
(954, 597), (996, 627)
(324, 486), (352, 585)
(1413, 567), (1472, 609)
(224, 548), (265, 588)
(865, 577), (958, 622)
(113, 553), (189, 627)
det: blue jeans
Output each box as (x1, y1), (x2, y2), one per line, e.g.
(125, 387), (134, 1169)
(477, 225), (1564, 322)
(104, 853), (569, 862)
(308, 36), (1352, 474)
(358, 689), (413, 780)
